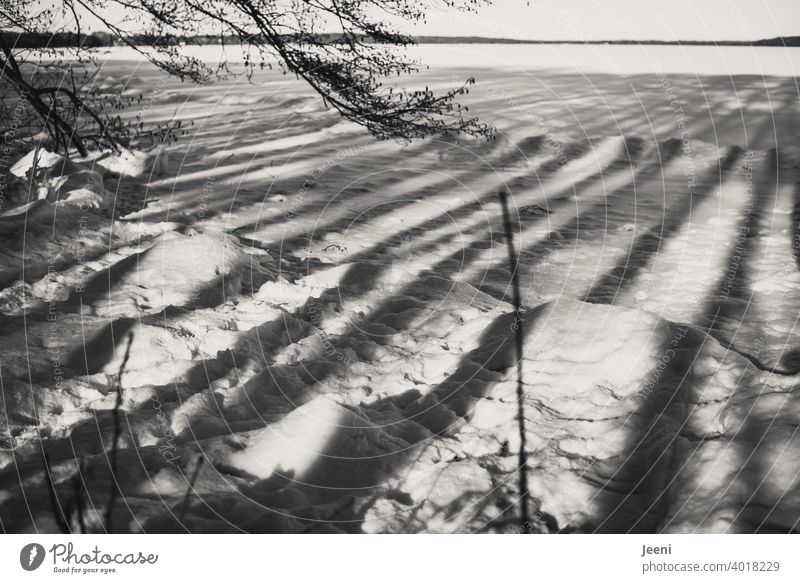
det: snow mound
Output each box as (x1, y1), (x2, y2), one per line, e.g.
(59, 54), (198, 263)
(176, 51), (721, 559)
(10, 150), (110, 208)
(95, 148), (170, 178)
(70, 231), (246, 316)
(9, 149), (65, 177)
(224, 397), (413, 493)
(464, 299), (800, 533)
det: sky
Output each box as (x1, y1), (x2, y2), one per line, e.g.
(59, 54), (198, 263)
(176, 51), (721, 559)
(45, 0), (800, 42)
(415, 0), (800, 41)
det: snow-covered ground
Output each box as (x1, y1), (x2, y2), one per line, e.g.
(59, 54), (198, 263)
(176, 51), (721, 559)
(1, 46), (799, 533)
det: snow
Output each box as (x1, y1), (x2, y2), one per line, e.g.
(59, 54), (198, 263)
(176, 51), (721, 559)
(94, 147), (171, 178)
(1, 50), (799, 533)
(70, 231), (246, 317)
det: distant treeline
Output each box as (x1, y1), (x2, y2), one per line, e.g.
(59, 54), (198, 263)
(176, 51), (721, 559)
(4, 30), (800, 48)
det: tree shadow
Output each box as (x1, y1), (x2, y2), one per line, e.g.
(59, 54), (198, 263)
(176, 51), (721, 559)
(230, 133), (559, 263)
(0, 137), (567, 530)
(172, 305), (548, 533)
(589, 323), (705, 533)
(718, 150), (800, 533)
(4, 134), (712, 533)
(473, 137), (681, 303)
(83, 136), (643, 531)
(583, 146), (744, 304)
(696, 149), (774, 348)
(168, 136), (632, 444)
(792, 176), (800, 270)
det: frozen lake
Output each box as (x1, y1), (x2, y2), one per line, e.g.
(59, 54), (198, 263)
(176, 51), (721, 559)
(51, 43), (800, 76)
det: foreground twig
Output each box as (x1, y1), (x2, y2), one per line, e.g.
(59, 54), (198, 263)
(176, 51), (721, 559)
(71, 458), (87, 534)
(42, 449), (71, 533)
(499, 189), (530, 531)
(176, 455), (205, 532)
(105, 333), (134, 533)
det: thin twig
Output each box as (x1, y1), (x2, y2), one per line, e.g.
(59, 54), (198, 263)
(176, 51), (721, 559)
(42, 449), (71, 533)
(176, 455), (205, 532)
(499, 189), (530, 531)
(104, 332), (134, 533)
(72, 457), (87, 534)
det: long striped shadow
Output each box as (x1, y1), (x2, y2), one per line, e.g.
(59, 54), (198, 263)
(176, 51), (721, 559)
(583, 146), (744, 305)
(473, 138), (684, 304)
